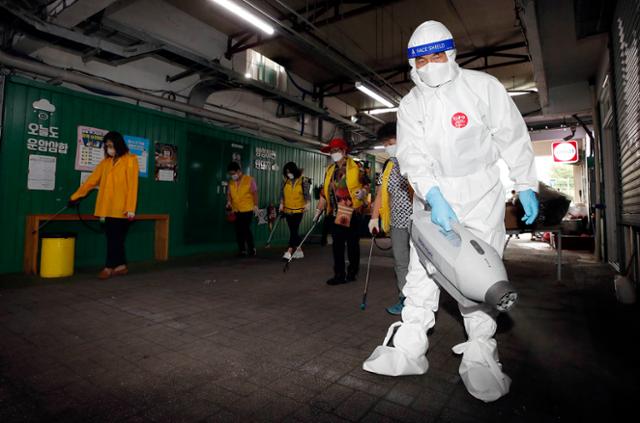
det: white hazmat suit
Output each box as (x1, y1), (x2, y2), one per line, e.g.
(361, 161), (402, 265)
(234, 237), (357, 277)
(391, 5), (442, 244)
(363, 21), (538, 402)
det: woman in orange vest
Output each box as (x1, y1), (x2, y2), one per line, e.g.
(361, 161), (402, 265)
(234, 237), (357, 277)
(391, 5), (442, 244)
(68, 131), (139, 279)
(314, 138), (370, 285)
(279, 162), (311, 260)
(226, 161), (259, 257)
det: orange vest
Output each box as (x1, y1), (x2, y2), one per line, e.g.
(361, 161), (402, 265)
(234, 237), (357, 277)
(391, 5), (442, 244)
(283, 178), (306, 213)
(322, 158), (364, 213)
(229, 175), (255, 212)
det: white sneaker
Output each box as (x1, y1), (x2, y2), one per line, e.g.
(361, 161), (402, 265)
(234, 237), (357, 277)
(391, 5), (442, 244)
(283, 251), (292, 260)
(292, 250), (304, 259)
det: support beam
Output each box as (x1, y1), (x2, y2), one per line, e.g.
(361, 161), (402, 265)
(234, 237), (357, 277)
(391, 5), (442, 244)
(49, 0), (119, 28)
(323, 42), (531, 97)
(515, 0), (549, 108)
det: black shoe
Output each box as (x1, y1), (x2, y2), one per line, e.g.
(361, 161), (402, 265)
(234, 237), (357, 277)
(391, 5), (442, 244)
(346, 273), (357, 282)
(237, 251), (247, 258)
(248, 248), (256, 257)
(326, 275), (347, 285)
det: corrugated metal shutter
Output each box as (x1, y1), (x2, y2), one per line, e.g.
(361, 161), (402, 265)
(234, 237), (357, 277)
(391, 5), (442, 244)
(612, 0), (640, 225)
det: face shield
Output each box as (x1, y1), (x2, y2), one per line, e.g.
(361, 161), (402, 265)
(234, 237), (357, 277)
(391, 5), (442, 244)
(407, 21), (459, 88)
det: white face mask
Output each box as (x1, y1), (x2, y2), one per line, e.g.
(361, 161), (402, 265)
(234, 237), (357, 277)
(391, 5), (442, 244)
(330, 152), (344, 163)
(416, 61), (453, 87)
(230, 174), (239, 181)
(385, 145), (397, 157)
(287, 173), (295, 179)
(106, 147), (116, 157)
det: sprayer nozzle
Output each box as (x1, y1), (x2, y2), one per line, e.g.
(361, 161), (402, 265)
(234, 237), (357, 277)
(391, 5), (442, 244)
(485, 281), (518, 312)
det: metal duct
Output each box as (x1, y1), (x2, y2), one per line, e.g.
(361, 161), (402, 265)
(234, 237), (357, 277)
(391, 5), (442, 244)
(0, 50), (325, 147)
(188, 78), (230, 108)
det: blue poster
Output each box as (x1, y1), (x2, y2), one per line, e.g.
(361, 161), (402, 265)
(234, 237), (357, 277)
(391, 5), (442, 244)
(124, 135), (150, 177)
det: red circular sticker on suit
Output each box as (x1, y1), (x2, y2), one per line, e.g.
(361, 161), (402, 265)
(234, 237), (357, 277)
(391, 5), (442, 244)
(451, 112), (468, 128)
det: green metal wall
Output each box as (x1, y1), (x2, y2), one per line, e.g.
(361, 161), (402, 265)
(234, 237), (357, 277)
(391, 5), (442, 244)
(0, 76), (328, 274)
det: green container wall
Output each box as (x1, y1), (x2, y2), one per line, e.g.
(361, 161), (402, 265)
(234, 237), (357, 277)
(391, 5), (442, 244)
(0, 76), (328, 274)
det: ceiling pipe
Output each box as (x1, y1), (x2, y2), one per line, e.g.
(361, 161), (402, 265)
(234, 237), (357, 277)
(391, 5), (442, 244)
(1, 4), (374, 141)
(238, 0), (403, 99)
(0, 1), (161, 58)
(0, 50), (325, 147)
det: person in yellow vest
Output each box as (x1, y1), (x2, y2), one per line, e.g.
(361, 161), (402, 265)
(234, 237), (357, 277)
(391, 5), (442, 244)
(68, 131), (139, 279)
(314, 138), (370, 285)
(279, 162), (311, 260)
(368, 122), (413, 315)
(226, 161), (259, 257)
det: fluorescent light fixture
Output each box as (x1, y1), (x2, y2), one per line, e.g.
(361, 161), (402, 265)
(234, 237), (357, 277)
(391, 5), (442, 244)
(508, 87), (538, 97)
(212, 0), (275, 35)
(373, 145), (385, 150)
(355, 82), (395, 108)
(367, 107), (399, 115)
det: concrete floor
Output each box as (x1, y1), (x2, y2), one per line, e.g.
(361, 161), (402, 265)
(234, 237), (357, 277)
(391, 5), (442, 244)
(1, 236), (639, 422)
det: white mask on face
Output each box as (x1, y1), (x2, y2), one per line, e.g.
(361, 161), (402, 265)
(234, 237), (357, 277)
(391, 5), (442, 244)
(417, 61), (453, 87)
(330, 152), (344, 163)
(230, 174), (239, 181)
(107, 147), (116, 157)
(287, 173), (295, 179)
(385, 145), (398, 157)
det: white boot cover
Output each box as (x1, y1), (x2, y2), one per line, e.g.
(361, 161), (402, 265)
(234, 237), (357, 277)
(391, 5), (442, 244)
(363, 243), (439, 376)
(453, 304), (511, 402)
(363, 322), (428, 376)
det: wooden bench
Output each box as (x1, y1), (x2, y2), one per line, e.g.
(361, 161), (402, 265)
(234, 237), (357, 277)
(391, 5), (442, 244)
(24, 214), (169, 275)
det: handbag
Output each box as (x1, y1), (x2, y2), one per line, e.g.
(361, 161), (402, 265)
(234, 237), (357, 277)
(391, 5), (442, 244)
(335, 204), (354, 227)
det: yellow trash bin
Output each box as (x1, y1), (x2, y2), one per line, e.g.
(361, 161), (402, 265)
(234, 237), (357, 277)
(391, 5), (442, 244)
(40, 233), (76, 278)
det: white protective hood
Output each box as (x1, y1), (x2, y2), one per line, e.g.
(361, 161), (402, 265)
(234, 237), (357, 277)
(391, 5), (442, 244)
(408, 21), (460, 88)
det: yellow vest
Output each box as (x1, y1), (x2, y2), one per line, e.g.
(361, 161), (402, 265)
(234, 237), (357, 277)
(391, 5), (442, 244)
(283, 178), (306, 213)
(380, 161), (394, 233)
(71, 153), (139, 218)
(229, 175), (255, 212)
(323, 158), (364, 213)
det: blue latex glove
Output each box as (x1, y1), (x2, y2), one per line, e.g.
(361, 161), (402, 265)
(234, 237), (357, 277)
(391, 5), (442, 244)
(519, 189), (539, 225)
(426, 187), (459, 232)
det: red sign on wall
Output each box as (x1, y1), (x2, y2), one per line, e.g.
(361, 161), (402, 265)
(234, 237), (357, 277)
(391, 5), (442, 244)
(552, 140), (579, 163)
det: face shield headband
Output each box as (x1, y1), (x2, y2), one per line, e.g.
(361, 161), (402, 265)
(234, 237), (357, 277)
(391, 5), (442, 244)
(407, 38), (455, 59)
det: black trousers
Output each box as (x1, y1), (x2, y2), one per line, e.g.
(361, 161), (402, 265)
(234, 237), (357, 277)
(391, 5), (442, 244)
(105, 217), (130, 268)
(321, 214), (334, 246)
(331, 213), (361, 277)
(285, 213), (303, 248)
(234, 211), (255, 253)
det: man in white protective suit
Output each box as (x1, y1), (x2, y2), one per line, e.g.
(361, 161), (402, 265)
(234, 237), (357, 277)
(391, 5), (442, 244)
(362, 20), (539, 402)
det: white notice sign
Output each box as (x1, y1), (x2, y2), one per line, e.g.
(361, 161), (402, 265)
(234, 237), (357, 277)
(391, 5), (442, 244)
(28, 154), (56, 191)
(158, 169), (175, 182)
(80, 171), (92, 185)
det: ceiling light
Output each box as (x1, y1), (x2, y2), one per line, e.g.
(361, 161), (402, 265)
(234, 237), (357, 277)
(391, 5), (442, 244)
(366, 107), (399, 115)
(508, 87), (538, 97)
(212, 0), (275, 35)
(355, 82), (395, 108)
(508, 90), (531, 97)
(244, 72), (251, 78)
(373, 145), (385, 150)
